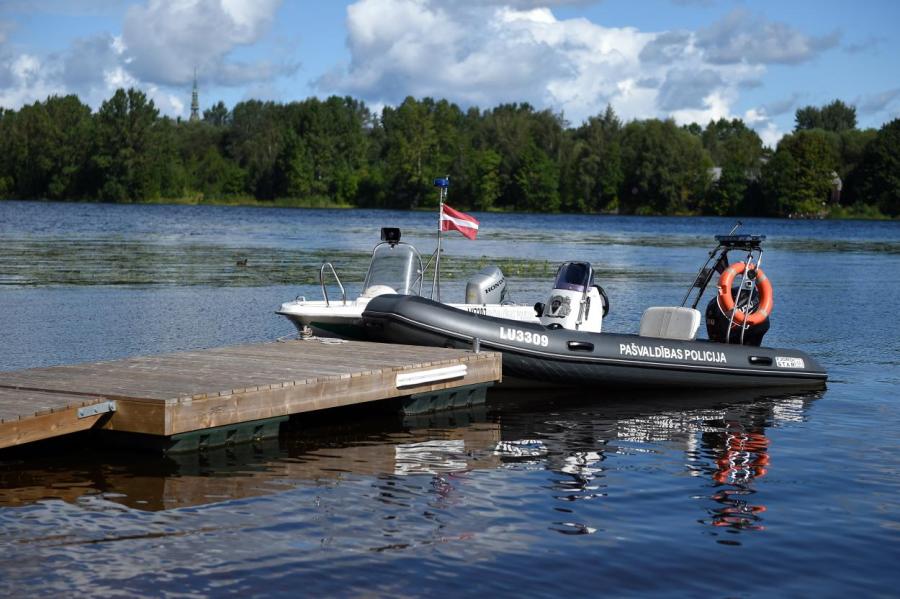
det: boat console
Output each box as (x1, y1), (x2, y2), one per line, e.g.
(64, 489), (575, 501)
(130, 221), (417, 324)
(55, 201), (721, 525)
(536, 262), (607, 333)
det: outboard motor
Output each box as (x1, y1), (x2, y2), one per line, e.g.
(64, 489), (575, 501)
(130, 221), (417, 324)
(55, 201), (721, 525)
(465, 266), (508, 304)
(705, 286), (770, 346)
(537, 262), (607, 333)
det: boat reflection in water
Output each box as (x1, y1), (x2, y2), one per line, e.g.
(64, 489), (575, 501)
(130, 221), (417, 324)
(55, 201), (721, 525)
(488, 385), (820, 539)
(0, 387), (822, 543)
(705, 420), (772, 532)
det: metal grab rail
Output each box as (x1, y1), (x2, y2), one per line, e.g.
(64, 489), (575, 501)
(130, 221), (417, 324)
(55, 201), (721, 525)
(319, 263), (347, 307)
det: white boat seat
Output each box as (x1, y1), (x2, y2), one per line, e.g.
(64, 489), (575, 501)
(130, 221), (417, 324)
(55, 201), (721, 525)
(639, 307), (701, 341)
(361, 285), (397, 298)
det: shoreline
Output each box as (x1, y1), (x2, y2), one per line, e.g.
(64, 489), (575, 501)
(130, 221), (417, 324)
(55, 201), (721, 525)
(0, 196), (893, 221)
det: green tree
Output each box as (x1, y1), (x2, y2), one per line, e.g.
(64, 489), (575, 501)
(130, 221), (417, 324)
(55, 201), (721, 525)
(380, 97), (440, 207)
(92, 88), (161, 202)
(227, 100), (285, 198)
(826, 128), (877, 204)
(3, 95), (93, 200)
(477, 103), (565, 210)
(761, 130), (839, 216)
(0, 108), (15, 196)
(564, 105), (623, 212)
(202, 101), (230, 127)
(514, 141), (560, 212)
(153, 117), (189, 198)
(274, 128), (315, 198)
(795, 99), (857, 133)
(312, 96), (371, 204)
(471, 148), (502, 211)
(851, 119), (900, 216)
(619, 119), (712, 214)
(698, 118), (764, 215)
(194, 146), (246, 197)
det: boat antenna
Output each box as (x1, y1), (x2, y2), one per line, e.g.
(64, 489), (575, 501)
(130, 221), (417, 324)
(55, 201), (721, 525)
(431, 176), (450, 301)
(728, 221), (743, 236)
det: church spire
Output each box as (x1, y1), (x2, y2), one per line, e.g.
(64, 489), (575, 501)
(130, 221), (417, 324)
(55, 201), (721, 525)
(189, 69), (200, 122)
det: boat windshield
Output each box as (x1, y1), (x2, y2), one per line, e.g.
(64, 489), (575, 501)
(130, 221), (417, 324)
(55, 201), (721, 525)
(362, 243), (423, 295)
(553, 262), (592, 292)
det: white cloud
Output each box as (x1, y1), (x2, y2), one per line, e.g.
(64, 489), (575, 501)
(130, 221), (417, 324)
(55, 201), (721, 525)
(103, 65), (138, 90)
(742, 107), (785, 148)
(670, 89), (734, 125)
(697, 8), (839, 65)
(0, 0), (297, 117)
(856, 88), (900, 115)
(320, 0), (789, 126)
(743, 108), (767, 126)
(658, 69), (722, 111)
(756, 122), (783, 148)
(0, 53), (64, 108)
(761, 92), (803, 118)
(121, 0), (293, 86)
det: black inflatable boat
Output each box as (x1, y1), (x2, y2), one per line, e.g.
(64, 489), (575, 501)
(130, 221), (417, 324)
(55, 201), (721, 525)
(362, 294), (826, 388)
(361, 230), (827, 389)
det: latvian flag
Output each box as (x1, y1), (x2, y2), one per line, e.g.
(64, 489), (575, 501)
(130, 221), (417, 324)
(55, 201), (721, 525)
(440, 204), (480, 240)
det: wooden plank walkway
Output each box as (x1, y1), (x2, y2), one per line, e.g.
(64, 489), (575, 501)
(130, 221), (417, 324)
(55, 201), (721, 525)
(0, 340), (501, 450)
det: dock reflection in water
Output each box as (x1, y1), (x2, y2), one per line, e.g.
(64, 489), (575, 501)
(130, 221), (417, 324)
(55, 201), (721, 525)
(0, 389), (819, 523)
(0, 387), (826, 595)
(0, 407), (502, 511)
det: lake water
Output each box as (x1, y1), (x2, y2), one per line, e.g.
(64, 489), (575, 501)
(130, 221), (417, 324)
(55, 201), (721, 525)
(0, 201), (898, 596)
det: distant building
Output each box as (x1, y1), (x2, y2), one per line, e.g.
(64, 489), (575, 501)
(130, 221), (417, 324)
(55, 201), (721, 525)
(830, 171), (842, 204)
(189, 72), (200, 122)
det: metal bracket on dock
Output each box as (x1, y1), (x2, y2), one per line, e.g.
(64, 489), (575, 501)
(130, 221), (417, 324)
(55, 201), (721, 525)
(78, 401), (117, 419)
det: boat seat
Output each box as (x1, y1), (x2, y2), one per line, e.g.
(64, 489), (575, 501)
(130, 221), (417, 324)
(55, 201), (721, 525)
(361, 285), (397, 298)
(639, 307), (701, 341)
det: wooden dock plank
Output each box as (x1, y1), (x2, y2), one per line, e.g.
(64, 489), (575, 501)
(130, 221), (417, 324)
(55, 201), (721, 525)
(0, 388), (103, 419)
(0, 390), (109, 449)
(164, 354), (500, 436)
(0, 340), (501, 449)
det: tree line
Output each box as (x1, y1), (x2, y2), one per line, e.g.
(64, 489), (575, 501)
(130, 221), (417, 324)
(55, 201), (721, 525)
(0, 90), (896, 218)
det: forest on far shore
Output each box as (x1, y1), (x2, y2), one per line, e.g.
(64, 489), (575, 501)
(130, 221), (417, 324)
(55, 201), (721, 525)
(0, 90), (897, 218)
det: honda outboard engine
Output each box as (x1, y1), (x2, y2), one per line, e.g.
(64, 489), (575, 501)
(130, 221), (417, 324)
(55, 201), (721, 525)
(465, 266), (508, 304)
(705, 286), (770, 346)
(537, 262), (606, 333)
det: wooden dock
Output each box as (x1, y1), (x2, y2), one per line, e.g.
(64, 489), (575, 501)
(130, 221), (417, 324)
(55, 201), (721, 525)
(0, 340), (501, 452)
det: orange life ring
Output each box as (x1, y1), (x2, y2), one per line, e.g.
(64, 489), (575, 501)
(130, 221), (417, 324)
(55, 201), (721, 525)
(717, 262), (773, 327)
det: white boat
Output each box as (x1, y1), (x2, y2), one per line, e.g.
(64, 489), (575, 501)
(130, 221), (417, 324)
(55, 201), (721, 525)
(277, 226), (537, 339)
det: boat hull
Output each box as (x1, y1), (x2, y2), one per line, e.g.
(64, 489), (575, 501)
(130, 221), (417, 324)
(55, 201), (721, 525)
(278, 297), (538, 340)
(361, 295), (828, 389)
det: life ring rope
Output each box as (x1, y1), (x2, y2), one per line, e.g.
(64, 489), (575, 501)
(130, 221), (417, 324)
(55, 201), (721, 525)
(717, 262), (774, 327)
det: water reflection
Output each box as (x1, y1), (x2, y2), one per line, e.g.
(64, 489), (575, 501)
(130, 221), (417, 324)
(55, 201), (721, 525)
(489, 387), (821, 541)
(0, 407), (501, 511)
(0, 389), (822, 544)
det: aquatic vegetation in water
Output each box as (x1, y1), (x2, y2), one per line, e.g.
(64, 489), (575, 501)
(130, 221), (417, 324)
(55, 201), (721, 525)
(0, 239), (562, 287)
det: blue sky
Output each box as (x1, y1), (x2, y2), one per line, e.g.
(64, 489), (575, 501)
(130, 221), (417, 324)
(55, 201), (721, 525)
(1, 0), (897, 145)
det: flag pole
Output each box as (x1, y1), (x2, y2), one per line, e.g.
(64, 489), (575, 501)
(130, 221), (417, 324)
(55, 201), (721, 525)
(432, 176), (449, 301)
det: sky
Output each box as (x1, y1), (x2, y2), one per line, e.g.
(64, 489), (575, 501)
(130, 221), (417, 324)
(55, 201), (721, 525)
(0, 0), (898, 145)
